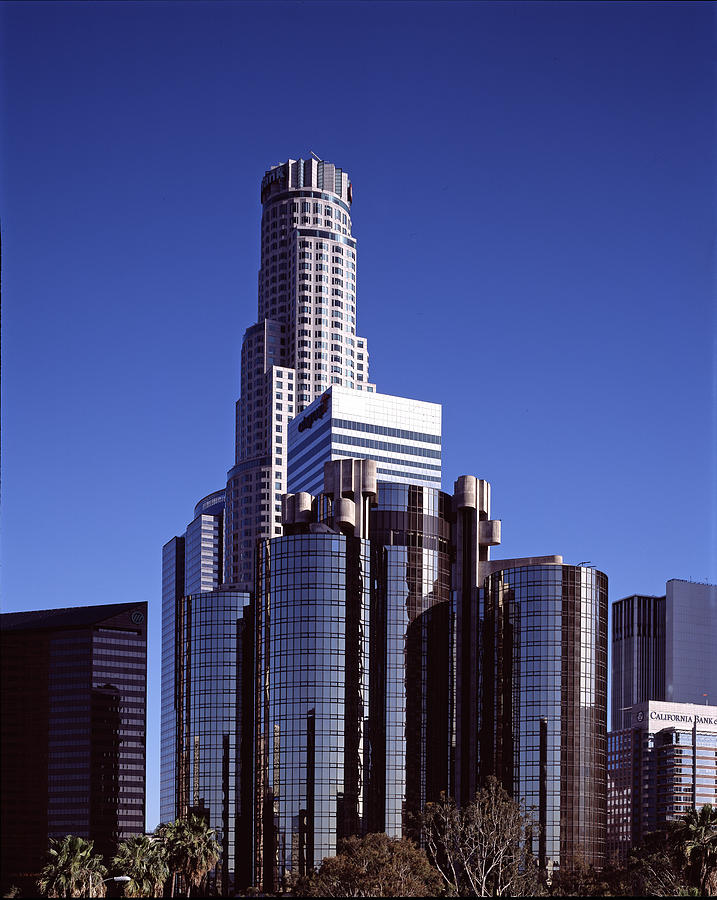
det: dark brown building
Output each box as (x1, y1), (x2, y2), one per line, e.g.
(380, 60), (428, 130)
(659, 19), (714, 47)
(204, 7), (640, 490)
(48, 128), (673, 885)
(0, 602), (147, 889)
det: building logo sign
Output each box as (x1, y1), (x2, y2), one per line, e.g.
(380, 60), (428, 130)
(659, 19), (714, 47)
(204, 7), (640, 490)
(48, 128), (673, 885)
(636, 710), (645, 723)
(131, 610), (145, 625)
(298, 394), (329, 432)
(261, 166), (287, 201)
(648, 711), (717, 726)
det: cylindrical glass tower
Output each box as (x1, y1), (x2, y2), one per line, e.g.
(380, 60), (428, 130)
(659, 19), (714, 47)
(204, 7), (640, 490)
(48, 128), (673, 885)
(367, 482), (453, 836)
(176, 590), (252, 894)
(254, 533), (371, 891)
(481, 564), (608, 869)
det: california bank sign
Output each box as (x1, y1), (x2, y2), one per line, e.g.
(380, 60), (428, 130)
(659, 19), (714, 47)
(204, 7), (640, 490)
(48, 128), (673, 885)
(643, 711), (717, 726)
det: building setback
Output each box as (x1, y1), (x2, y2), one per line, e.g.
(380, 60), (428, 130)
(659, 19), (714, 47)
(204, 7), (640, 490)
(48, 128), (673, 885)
(0, 602), (147, 890)
(287, 384), (442, 495)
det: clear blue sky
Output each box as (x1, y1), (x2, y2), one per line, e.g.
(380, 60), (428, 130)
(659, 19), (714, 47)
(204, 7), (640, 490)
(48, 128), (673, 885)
(2, 1), (715, 831)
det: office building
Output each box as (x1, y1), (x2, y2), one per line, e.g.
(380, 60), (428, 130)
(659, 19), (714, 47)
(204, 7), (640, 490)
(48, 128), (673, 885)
(0, 602), (147, 888)
(611, 580), (717, 730)
(665, 580), (717, 705)
(611, 594), (665, 730)
(161, 490), (226, 825)
(224, 158), (376, 591)
(607, 700), (717, 864)
(161, 493), (253, 894)
(287, 384), (442, 495)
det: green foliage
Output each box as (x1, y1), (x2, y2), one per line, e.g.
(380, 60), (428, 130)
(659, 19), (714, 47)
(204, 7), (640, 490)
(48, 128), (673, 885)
(36, 835), (107, 898)
(112, 834), (169, 898)
(156, 815), (221, 898)
(548, 854), (624, 897)
(294, 832), (443, 897)
(605, 805), (717, 897)
(673, 804), (717, 896)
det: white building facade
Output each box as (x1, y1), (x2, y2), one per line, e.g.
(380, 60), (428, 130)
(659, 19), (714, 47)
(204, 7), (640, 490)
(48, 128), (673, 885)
(224, 158), (376, 590)
(287, 385), (442, 496)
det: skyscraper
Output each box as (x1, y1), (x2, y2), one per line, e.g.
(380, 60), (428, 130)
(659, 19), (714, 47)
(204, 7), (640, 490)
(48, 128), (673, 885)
(611, 594), (665, 731)
(610, 580), (717, 730)
(161, 494), (253, 894)
(1, 602), (147, 891)
(162, 156), (608, 890)
(665, 579), (717, 705)
(161, 490), (227, 826)
(224, 158), (376, 590)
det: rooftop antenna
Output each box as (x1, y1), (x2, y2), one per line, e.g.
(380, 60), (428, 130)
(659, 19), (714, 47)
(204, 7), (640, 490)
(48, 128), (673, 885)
(310, 150), (322, 162)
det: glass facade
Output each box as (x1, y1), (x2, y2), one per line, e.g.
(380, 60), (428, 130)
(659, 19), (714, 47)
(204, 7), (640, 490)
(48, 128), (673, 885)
(367, 483), (452, 836)
(254, 483), (454, 889)
(173, 590), (252, 894)
(255, 534), (371, 891)
(481, 565), (608, 869)
(611, 594), (665, 730)
(160, 537), (184, 824)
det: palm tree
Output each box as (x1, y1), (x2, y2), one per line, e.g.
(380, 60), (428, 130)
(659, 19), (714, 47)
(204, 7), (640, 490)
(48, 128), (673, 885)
(37, 834), (107, 898)
(112, 834), (169, 898)
(674, 804), (717, 896)
(157, 815), (221, 898)
(155, 820), (184, 898)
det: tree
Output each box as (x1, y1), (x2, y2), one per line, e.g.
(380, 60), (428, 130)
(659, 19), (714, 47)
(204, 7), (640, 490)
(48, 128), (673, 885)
(421, 777), (540, 897)
(548, 852), (622, 897)
(156, 815), (221, 898)
(673, 804), (717, 896)
(297, 832), (442, 898)
(112, 834), (169, 898)
(36, 835), (107, 898)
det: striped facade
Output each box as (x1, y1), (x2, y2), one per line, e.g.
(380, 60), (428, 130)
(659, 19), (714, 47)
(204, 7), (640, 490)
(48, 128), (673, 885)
(287, 385), (441, 495)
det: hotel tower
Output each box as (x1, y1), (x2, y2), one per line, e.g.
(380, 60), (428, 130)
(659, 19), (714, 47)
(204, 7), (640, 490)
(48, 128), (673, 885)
(161, 156), (608, 893)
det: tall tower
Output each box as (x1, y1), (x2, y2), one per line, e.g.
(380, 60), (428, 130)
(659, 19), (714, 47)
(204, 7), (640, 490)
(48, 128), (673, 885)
(224, 157), (375, 589)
